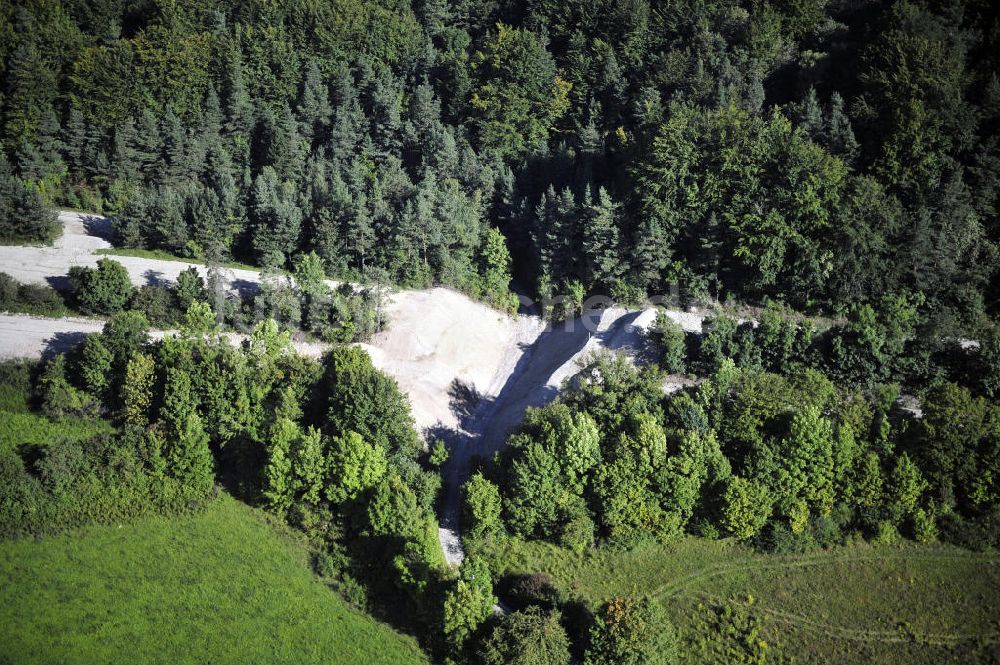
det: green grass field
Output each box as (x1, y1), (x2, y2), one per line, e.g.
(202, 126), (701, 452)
(487, 537), (1000, 663)
(0, 410), (114, 454)
(0, 494), (430, 665)
(96, 247), (264, 273)
(0, 361), (115, 454)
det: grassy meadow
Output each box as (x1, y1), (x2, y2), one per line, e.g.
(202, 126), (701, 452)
(0, 409), (114, 454)
(487, 536), (1000, 663)
(0, 361), (114, 454)
(0, 494), (429, 665)
(95, 247), (264, 273)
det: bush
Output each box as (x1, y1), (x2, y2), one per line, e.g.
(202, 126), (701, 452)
(559, 496), (595, 553)
(501, 572), (562, 611)
(37, 355), (98, 420)
(0, 273), (67, 317)
(175, 267), (206, 311)
(0, 360), (36, 412)
(479, 606), (572, 665)
(610, 279), (646, 308)
(871, 520), (900, 545)
(34, 437), (93, 493)
(758, 521), (816, 554)
(130, 284), (180, 326)
(911, 507), (938, 543)
(937, 510), (1000, 551)
(585, 597), (678, 665)
(720, 476), (771, 541)
(697, 315), (740, 374)
(0, 272), (17, 306)
(651, 310), (686, 373)
(428, 439), (449, 467)
(17, 283), (67, 316)
(68, 259), (135, 315)
(0, 431), (198, 539)
(463, 472), (503, 542)
(810, 513), (845, 548)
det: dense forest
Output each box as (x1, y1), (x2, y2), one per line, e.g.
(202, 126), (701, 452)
(2, 0), (998, 329)
(3, 0), (1000, 663)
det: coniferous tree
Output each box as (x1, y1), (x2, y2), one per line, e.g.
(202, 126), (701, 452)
(202, 86), (224, 143)
(250, 166), (303, 266)
(296, 60), (332, 144)
(582, 186), (622, 288)
(328, 70), (365, 160)
(222, 43), (252, 141)
(3, 43), (56, 149)
(132, 108), (162, 180)
(110, 117), (140, 183)
(114, 189), (150, 247)
(370, 73), (404, 163)
(62, 106), (87, 167)
(22, 106), (65, 186)
(152, 185), (188, 252)
(798, 87), (824, 139)
(0, 155), (58, 242)
(161, 108), (190, 185)
(160, 367), (214, 494)
(825, 91), (859, 160)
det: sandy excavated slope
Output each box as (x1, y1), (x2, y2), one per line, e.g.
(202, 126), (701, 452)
(0, 213), (546, 433)
(360, 288), (545, 434)
(0, 211), (711, 567)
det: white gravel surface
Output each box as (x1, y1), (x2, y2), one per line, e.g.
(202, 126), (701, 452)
(0, 211), (712, 567)
(0, 314), (107, 359)
(0, 313), (329, 361)
(0, 211), (266, 292)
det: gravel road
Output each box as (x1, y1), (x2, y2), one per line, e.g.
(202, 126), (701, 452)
(0, 211), (268, 293)
(0, 313), (329, 361)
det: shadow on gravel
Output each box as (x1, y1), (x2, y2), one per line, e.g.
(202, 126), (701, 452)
(44, 275), (70, 291)
(448, 378), (487, 429)
(42, 331), (89, 359)
(229, 278), (261, 294)
(143, 269), (168, 286)
(81, 215), (116, 242)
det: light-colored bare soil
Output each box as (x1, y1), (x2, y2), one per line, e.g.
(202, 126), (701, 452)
(0, 211), (712, 567)
(0, 211), (266, 292)
(360, 288), (546, 435)
(0, 314), (107, 359)
(0, 313), (328, 361)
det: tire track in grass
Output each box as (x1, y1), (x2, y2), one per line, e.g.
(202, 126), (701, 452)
(687, 590), (1000, 646)
(651, 549), (1000, 600)
(646, 550), (1000, 647)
